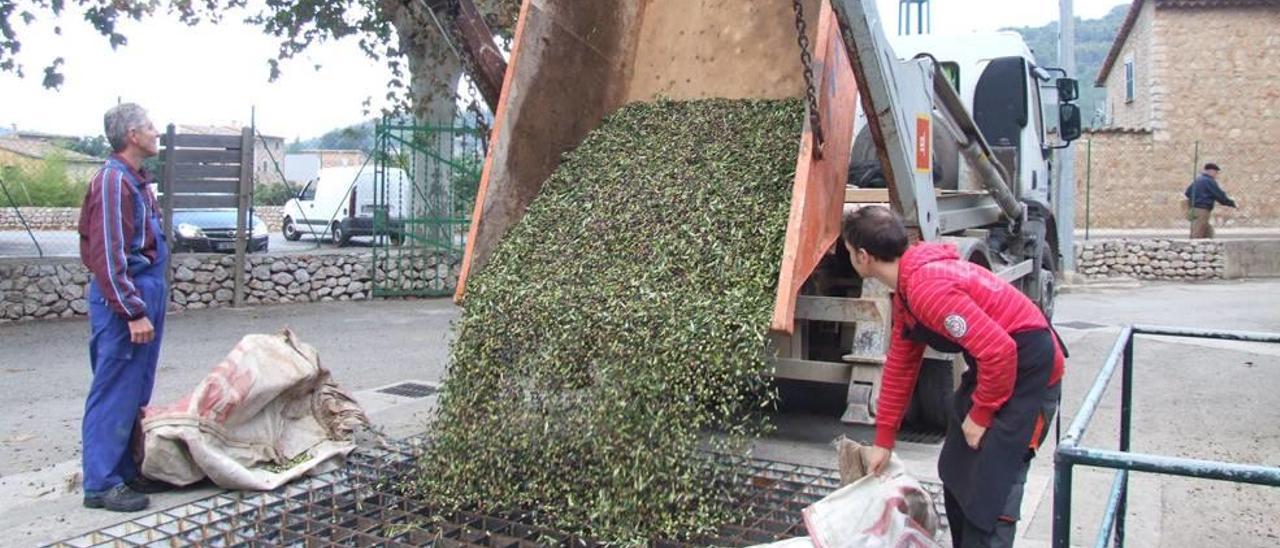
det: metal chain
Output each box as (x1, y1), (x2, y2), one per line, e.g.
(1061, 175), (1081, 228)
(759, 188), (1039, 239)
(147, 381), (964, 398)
(792, 0), (825, 156)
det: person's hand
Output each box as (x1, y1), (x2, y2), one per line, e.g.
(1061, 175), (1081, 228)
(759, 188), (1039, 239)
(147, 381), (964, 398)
(962, 415), (987, 450)
(128, 317), (155, 344)
(867, 445), (892, 476)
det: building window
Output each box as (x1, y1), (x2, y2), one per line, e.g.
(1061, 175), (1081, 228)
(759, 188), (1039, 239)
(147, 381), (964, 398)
(1123, 56), (1135, 104)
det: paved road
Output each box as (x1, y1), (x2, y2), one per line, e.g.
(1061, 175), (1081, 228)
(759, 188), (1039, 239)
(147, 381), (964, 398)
(1, 280), (1278, 546)
(0, 230), (377, 258)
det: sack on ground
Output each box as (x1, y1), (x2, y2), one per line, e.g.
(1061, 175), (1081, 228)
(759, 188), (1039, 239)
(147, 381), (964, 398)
(752, 438), (942, 548)
(140, 328), (368, 490)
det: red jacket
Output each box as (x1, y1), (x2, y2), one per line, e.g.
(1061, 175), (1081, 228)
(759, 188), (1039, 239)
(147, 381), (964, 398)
(875, 243), (1065, 449)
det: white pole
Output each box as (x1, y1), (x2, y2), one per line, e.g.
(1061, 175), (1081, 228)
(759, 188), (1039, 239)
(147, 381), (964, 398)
(1057, 0), (1078, 272)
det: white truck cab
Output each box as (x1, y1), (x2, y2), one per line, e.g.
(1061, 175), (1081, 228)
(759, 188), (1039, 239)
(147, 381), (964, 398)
(281, 166), (410, 246)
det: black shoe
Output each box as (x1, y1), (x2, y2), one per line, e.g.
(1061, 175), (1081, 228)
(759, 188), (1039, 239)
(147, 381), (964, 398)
(83, 484), (150, 512)
(126, 476), (177, 494)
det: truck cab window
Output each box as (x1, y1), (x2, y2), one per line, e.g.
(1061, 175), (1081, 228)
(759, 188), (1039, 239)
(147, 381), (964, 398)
(299, 180), (317, 201)
(940, 62), (960, 92)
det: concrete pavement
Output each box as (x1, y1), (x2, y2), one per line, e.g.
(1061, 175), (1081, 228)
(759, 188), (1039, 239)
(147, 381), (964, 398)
(1, 280), (1278, 546)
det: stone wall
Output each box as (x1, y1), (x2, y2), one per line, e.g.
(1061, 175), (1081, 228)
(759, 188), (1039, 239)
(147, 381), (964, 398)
(1082, 4), (1280, 229)
(1156, 6), (1280, 143)
(1, 250), (461, 322)
(1075, 238), (1225, 280)
(256, 206), (284, 231)
(0, 207), (80, 231)
(0, 206), (287, 232)
(1073, 132), (1278, 229)
(1099, 0), (1154, 130)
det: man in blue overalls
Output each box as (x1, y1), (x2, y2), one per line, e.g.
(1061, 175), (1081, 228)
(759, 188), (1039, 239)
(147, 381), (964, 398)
(77, 103), (171, 512)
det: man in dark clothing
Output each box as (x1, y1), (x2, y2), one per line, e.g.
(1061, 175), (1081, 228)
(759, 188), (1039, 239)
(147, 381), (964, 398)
(78, 103), (173, 512)
(1184, 163), (1236, 239)
(845, 206), (1064, 548)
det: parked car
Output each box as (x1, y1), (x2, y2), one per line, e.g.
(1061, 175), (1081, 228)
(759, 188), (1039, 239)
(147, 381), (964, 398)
(173, 209), (270, 253)
(281, 166), (410, 246)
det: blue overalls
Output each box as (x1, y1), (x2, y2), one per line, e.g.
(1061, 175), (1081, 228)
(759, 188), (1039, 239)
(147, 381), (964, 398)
(81, 178), (169, 496)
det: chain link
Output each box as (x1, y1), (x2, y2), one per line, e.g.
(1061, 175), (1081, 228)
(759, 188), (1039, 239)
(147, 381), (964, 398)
(792, 0), (825, 156)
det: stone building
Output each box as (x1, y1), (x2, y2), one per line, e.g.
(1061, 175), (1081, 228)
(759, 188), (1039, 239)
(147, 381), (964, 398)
(0, 136), (103, 182)
(174, 125), (286, 185)
(1076, 0), (1280, 229)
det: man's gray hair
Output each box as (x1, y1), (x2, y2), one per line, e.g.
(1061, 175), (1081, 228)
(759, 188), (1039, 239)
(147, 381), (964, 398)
(103, 103), (151, 153)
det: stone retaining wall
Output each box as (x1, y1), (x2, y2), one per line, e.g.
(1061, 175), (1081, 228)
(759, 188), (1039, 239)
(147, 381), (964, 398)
(256, 206), (284, 231)
(1075, 239), (1226, 280)
(0, 250), (460, 322)
(0, 207), (80, 231)
(0, 206), (287, 232)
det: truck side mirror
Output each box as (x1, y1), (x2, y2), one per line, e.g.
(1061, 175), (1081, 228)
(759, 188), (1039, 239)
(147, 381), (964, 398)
(1059, 103), (1083, 142)
(1056, 78), (1079, 102)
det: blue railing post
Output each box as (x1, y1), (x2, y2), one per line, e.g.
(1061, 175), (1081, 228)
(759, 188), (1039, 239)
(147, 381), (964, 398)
(1054, 457), (1073, 548)
(1116, 332), (1134, 547)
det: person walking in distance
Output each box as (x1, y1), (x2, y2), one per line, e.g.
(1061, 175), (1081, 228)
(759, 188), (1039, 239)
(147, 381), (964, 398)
(78, 103), (173, 512)
(845, 206), (1065, 548)
(1185, 162), (1236, 239)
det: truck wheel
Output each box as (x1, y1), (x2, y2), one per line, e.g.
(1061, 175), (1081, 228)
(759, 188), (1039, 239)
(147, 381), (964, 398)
(1029, 240), (1059, 318)
(904, 357), (954, 431)
(332, 222), (350, 247)
(282, 217), (302, 241)
(1033, 242), (1057, 321)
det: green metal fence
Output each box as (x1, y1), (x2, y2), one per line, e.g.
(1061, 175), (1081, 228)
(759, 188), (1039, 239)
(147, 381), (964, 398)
(370, 118), (486, 297)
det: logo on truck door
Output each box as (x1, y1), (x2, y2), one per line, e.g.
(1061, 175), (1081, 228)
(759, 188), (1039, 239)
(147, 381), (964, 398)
(915, 114), (931, 174)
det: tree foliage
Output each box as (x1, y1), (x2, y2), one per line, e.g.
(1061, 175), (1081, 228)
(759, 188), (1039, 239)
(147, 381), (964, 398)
(288, 119), (377, 153)
(1007, 4), (1128, 127)
(0, 154), (86, 207)
(1, 0), (521, 117)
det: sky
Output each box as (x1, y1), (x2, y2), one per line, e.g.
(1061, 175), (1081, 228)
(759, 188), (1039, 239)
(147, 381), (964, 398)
(0, 0), (1130, 141)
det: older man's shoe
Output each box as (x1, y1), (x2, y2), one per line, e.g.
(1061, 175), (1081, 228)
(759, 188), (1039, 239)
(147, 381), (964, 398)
(126, 476), (177, 494)
(83, 484), (150, 512)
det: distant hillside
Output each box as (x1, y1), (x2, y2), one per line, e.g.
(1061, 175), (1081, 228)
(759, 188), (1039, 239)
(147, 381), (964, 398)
(288, 120), (376, 153)
(1006, 3), (1128, 127)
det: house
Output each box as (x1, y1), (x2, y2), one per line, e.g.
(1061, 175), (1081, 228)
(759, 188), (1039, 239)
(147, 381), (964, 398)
(0, 136), (103, 181)
(173, 125), (286, 185)
(1079, 0), (1280, 228)
(283, 150), (368, 185)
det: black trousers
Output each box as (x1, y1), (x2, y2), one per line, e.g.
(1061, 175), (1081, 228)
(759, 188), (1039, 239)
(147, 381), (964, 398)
(943, 382), (1060, 548)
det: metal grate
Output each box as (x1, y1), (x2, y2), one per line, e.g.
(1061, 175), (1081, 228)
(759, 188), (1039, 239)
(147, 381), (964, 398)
(899, 427), (947, 445)
(51, 437), (948, 547)
(376, 382), (439, 399)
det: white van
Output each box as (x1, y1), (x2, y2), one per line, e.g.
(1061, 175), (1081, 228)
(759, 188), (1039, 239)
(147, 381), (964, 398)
(281, 166), (410, 246)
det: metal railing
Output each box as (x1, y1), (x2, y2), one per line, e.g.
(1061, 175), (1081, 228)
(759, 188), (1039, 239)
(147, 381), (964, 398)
(1053, 324), (1280, 548)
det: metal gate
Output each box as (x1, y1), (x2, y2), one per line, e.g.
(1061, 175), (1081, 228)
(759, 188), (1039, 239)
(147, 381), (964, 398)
(371, 118), (486, 297)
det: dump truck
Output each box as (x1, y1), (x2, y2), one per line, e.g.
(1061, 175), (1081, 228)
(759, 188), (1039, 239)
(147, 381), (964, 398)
(454, 0), (1082, 430)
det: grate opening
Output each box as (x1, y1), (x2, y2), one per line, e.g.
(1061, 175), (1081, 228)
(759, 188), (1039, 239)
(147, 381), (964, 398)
(899, 427), (947, 445)
(376, 382), (439, 399)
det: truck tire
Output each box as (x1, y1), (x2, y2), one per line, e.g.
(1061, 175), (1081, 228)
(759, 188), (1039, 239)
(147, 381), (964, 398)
(1035, 242), (1057, 321)
(903, 357), (954, 431)
(332, 222), (350, 247)
(282, 217), (302, 241)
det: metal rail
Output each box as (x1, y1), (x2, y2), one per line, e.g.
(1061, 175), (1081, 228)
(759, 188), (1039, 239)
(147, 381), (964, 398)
(1053, 325), (1280, 548)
